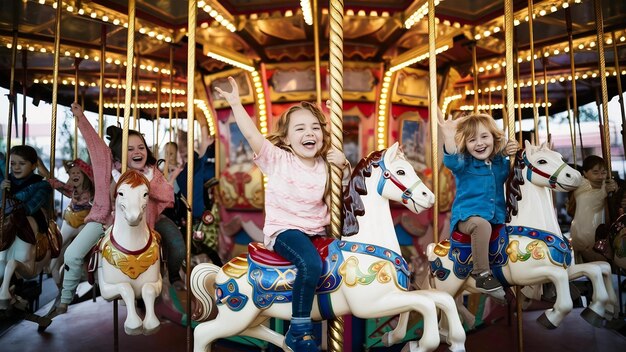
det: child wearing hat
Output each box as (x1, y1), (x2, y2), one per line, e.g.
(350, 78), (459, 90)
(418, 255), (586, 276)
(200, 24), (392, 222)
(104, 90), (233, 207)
(47, 159), (94, 285)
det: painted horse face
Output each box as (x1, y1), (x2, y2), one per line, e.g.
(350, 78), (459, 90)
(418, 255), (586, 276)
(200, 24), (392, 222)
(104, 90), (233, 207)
(379, 142), (435, 214)
(522, 140), (582, 192)
(116, 182), (149, 226)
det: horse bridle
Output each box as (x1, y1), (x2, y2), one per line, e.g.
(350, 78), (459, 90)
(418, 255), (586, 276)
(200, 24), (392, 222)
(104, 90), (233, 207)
(373, 153), (422, 204)
(522, 151), (567, 189)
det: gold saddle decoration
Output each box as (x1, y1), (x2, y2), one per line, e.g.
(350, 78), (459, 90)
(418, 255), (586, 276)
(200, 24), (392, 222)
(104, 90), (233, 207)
(222, 254), (249, 279)
(433, 239), (451, 257)
(101, 228), (161, 279)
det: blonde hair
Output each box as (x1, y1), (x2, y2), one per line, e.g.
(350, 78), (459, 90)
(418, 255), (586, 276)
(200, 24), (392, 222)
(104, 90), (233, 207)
(267, 101), (331, 158)
(455, 113), (506, 158)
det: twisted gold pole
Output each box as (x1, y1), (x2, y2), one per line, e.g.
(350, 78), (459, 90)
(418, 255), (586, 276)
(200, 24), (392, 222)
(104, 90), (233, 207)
(185, 2), (197, 351)
(594, 0), (611, 172)
(515, 42), (523, 143)
(116, 66), (121, 125)
(328, 0), (344, 351)
(505, 2), (522, 351)
(313, 0), (321, 107)
(613, 31), (626, 154)
(428, 0), (439, 243)
(505, 0), (516, 143)
(566, 8), (579, 164)
(122, 0), (136, 173)
(528, 0), (538, 144)
(49, 0), (61, 179)
(134, 49), (140, 130)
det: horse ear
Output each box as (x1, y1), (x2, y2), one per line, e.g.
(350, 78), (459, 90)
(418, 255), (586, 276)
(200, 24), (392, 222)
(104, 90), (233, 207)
(387, 142), (400, 161)
(524, 140), (533, 154)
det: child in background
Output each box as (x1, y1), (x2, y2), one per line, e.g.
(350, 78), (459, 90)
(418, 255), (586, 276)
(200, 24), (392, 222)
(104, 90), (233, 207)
(47, 159), (94, 285)
(570, 155), (618, 263)
(0, 145), (52, 255)
(438, 111), (518, 294)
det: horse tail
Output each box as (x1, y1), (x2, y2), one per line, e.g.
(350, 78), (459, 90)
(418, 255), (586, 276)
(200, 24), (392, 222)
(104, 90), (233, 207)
(190, 263), (220, 322)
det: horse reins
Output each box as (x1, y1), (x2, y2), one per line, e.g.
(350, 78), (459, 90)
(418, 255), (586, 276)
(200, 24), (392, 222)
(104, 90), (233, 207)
(373, 154), (422, 204)
(522, 151), (567, 189)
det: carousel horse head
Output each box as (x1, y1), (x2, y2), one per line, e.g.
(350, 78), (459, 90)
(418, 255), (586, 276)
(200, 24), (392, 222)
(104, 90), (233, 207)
(519, 140), (582, 192)
(114, 170), (150, 226)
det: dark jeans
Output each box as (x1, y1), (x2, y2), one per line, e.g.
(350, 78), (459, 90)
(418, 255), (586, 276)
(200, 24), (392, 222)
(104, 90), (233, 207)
(155, 215), (186, 282)
(273, 230), (323, 318)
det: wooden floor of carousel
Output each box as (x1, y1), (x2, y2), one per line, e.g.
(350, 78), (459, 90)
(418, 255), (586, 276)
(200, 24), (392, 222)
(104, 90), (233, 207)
(1, 277), (626, 352)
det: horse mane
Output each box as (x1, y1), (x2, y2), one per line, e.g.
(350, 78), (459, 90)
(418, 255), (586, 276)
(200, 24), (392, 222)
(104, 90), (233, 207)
(342, 149), (384, 236)
(505, 150), (525, 222)
(115, 169), (151, 195)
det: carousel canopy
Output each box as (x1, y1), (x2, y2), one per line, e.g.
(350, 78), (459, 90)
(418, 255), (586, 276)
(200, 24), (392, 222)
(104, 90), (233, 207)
(0, 0), (625, 120)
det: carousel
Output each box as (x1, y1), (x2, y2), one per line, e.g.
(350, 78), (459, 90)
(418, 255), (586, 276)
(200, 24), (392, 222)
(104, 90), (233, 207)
(0, 0), (625, 351)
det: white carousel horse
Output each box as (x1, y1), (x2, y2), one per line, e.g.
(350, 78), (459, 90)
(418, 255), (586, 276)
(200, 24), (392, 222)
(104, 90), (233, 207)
(191, 142), (467, 352)
(424, 141), (620, 330)
(95, 170), (162, 335)
(0, 202), (60, 311)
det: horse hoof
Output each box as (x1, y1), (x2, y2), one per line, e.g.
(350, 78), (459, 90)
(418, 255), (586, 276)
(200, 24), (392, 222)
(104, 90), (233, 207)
(536, 312), (557, 329)
(580, 307), (605, 328)
(143, 324), (161, 335)
(124, 325), (143, 335)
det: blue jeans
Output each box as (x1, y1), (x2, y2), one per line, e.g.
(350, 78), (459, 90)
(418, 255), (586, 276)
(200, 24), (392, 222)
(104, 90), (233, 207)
(273, 230), (323, 318)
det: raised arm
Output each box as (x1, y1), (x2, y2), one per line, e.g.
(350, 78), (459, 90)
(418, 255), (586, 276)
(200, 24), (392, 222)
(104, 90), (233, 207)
(215, 77), (265, 154)
(436, 108), (459, 154)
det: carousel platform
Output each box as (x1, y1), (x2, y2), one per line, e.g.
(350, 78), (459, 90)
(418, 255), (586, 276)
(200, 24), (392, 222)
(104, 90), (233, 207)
(0, 277), (625, 352)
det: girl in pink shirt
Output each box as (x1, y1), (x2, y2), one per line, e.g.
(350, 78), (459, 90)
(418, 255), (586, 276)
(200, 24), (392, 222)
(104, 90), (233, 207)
(217, 77), (350, 352)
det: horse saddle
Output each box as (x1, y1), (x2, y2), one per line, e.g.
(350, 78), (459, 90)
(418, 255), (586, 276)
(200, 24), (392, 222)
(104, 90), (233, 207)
(216, 237), (343, 311)
(446, 225), (509, 280)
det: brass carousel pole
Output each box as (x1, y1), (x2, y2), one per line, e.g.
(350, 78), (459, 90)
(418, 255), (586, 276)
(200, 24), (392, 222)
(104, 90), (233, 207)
(21, 49), (27, 143)
(98, 25), (107, 138)
(313, 0), (321, 107)
(122, 0), (136, 174)
(1, 14), (20, 243)
(612, 31), (626, 156)
(566, 90), (577, 166)
(328, 0), (344, 350)
(74, 58), (80, 159)
(185, 1), (197, 350)
(134, 49), (140, 130)
(169, 45), (174, 142)
(48, 0), (61, 187)
(428, 0), (440, 244)
(155, 76), (162, 158)
(504, 0), (523, 351)
(594, 0), (611, 174)
(542, 57), (550, 143)
(472, 41), (479, 112)
(116, 66), (122, 125)
(515, 41), (523, 143)
(527, 0), (538, 143)
(566, 7), (583, 161)
(592, 0), (620, 212)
